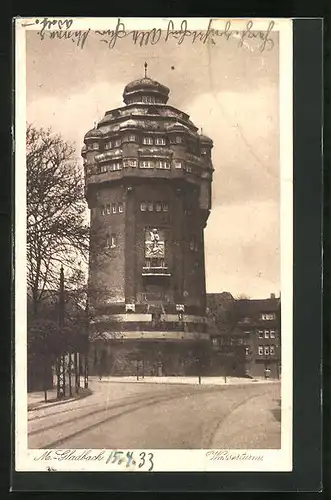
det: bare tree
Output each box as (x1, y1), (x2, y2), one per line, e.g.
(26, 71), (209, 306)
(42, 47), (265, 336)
(26, 124), (89, 317)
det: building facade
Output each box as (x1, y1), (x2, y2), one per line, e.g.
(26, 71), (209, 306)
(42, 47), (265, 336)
(208, 294), (281, 378)
(82, 71), (214, 376)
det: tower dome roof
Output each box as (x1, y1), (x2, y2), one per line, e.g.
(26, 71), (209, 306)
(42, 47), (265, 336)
(123, 77), (170, 104)
(166, 121), (189, 132)
(119, 118), (142, 129)
(84, 127), (103, 141)
(199, 133), (213, 144)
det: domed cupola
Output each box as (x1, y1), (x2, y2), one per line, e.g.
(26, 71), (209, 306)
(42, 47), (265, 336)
(123, 63), (170, 105)
(199, 133), (213, 145)
(166, 121), (189, 132)
(119, 118), (142, 129)
(84, 127), (103, 142)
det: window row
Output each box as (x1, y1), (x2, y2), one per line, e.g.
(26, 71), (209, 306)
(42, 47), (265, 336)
(100, 202), (124, 215)
(140, 201), (169, 212)
(261, 312), (276, 321)
(99, 162), (122, 173)
(105, 234), (117, 249)
(258, 345), (276, 356)
(97, 159), (184, 173)
(89, 136), (191, 151)
(258, 329), (276, 339)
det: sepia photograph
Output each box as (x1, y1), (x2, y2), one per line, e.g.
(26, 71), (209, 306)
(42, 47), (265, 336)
(15, 17), (293, 472)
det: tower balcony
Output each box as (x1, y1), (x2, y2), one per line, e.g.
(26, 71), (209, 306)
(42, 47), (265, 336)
(142, 259), (171, 277)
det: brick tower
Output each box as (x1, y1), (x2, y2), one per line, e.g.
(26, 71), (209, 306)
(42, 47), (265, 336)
(82, 66), (214, 376)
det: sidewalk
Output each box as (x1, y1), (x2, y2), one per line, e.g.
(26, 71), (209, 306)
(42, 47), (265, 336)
(93, 375), (280, 386)
(28, 385), (92, 411)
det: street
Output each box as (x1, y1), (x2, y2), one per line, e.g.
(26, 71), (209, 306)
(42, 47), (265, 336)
(28, 379), (281, 450)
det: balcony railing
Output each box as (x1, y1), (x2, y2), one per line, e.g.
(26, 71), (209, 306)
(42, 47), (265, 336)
(142, 265), (171, 277)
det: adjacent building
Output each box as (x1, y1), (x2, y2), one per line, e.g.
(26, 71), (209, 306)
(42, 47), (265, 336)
(208, 293), (281, 378)
(82, 68), (214, 376)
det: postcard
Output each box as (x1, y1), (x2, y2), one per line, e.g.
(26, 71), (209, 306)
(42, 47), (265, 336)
(14, 17), (293, 473)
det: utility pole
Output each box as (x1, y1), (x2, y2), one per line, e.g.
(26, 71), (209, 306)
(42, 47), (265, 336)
(84, 299), (89, 389)
(57, 265), (66, 399)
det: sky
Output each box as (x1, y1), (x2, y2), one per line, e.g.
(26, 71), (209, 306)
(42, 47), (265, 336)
(26, 25), (280, 299)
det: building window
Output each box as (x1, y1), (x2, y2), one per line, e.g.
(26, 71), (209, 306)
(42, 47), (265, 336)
(258, 330), (264, 339)
(261, 312), (276, 320)
(155, 137), (166, 145)
(105, 141), (112, 150)
(270, 330), (276, 338)
(270, 345), (275, 355)
(174, 160), (182, 169)
(142, 95), (155, 104)
(156, 160), (170, 169)
(201, 148), (207, 155)
(111, 162), (122, 171)
(128, 135), (136, 142)
(140, 160), (154, 169)
(124, 159), (137, 168)
(106, 204), (111, 215)
(143, 137), (153, 145)
(186, 165), (193, 173)
(110, 234), (117, 248)
(140, 202), (147, 211)
(155, 202), (162, 212)
(264, 346), (270, 356)
(114, 139), (121, 147)
(161, 203), (168, 212)
(118, 202), (124, 213)
(147, 201), (153, 212)
(189, 236), (198, 252)
(212, 338), (218, 346)
(92, 142), (99, 150)
(99, 164), (108, 173)
(258, 346), (263, 356)
(100, 206), (106, 216)
(175, 136), (183, 144)
(112, 203), (117, 214)
(265, 330), (270, 339)
(245, 347), (250, 356)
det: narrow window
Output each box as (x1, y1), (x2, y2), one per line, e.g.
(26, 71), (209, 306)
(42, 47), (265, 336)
(264, 346), (270, 356)
(93, 142), (99, 150)
(147, 201), (153, 212)
(100, 206), (105, 216)
(258, 346), (263, 355)
(118, 202), (124, 213)
(270, 345), (275, 355)
(270, 330), (276, 338)
(106, 204), (111, 214)
(140, 202), (147, 212)
(258, 330), (264, 339)
(265, 330), (270, 339)
(110, 234), (117, 248)
(162, 203), (168, 212)
(155, 202), (162, 212)
(112, 203), (117, 214)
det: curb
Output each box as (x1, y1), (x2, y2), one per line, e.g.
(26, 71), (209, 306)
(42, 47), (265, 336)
(28, 388), (92, 412)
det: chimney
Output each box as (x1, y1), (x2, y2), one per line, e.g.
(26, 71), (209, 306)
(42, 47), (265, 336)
(270, 293), (276, 299)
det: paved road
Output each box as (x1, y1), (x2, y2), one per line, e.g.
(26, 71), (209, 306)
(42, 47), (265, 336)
(28, 380), (281, 450)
